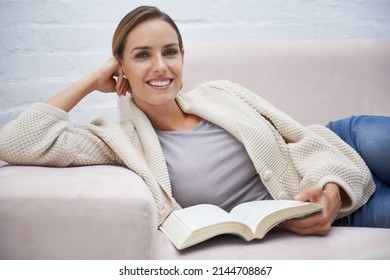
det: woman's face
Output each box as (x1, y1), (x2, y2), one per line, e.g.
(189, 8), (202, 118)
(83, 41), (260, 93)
(120, 19), (184, 111)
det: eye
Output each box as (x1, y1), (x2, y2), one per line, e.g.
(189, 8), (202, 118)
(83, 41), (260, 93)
(134, 51), (150, 59)
(163, 48), (179, 56)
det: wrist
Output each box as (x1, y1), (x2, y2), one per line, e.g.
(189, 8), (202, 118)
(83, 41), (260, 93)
(323, 183), (342, 206)
(45, 72), (98, 112)
(86, 71), (101, 92)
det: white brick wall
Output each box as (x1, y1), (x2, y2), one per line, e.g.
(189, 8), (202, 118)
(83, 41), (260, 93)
(1, 0), (390, 127)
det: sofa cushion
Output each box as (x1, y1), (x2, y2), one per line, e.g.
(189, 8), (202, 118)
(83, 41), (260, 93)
(0, 165), (157, 259)
(154, 227), (390, 259)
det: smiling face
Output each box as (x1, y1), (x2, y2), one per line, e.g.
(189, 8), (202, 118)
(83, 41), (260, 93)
(120, 19), (184, 112)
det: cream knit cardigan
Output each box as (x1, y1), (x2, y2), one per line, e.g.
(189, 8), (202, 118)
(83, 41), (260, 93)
(0, 80), (375, 226)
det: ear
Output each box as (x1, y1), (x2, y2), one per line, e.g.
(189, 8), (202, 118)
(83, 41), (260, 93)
(114, 55), (125, 74)
(114, 54), (121, 64)
(115, 56), (132, 94)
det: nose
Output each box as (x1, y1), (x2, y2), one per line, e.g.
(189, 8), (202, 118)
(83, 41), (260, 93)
(152, 55), (168, 73)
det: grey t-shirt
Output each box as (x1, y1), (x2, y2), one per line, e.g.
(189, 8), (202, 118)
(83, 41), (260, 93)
(157, 120), (272, 212)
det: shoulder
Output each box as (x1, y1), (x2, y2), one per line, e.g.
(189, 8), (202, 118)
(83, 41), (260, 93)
(187, 80), (266, 106)
(194, 80), (245, 91)
(91, 117), (137, 136)
(182, 80), (252, 99)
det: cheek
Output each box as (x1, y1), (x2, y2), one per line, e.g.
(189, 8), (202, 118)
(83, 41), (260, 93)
(171, 61), (184, 77)
(123, 64), (145, 85)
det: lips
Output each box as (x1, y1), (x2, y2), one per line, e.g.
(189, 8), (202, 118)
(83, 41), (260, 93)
(147, 79), (173, 88)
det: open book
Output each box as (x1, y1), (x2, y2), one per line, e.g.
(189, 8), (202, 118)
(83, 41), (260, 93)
(160, 200), (323, 250)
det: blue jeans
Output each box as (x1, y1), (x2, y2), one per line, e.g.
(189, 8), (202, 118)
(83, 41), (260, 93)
(326, 115), (390, 228)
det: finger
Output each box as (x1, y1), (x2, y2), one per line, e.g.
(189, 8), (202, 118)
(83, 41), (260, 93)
(284, 222), (329, 236)
(283, 211), (322, 227)
(116, 71), (124, 93)
(286, 220), (331, 235)
(107, 77), (117, 93)
(294, 187), (322, 203)
(119, 77), (129, 96)
(282, 209), (332, 235)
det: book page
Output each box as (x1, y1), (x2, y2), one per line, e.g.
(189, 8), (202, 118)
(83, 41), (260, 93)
(173, 204), (244, 231)
(230, 200), (310, 229)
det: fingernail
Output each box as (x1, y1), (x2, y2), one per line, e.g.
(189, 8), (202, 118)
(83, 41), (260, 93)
(294, 194), (302, 200)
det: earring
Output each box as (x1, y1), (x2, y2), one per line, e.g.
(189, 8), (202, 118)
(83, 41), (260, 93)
(123, 75), (127, 79)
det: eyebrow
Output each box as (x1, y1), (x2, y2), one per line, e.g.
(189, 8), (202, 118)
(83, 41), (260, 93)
(131, 43), (180, 53)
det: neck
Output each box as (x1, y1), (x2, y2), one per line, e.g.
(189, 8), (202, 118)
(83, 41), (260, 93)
(137, 100), (201, 131)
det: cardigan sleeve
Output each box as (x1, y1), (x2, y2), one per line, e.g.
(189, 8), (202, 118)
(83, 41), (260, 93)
(218, 81), (375, 216)
(0, 102), (121, 167)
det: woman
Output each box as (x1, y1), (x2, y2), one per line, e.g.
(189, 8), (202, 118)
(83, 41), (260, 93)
(0, 6), (388, 234)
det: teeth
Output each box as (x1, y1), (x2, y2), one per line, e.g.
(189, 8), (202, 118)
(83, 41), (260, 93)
(149, 80), (170, 87)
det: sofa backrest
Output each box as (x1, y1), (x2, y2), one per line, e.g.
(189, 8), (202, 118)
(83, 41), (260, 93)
(118, 39), (390, 125)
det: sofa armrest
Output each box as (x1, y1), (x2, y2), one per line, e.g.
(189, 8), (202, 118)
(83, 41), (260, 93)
(0, 164), (157, 259)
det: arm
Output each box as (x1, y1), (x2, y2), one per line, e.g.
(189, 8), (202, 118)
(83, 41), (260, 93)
(46, 57), (130, 112)
(0, 58), (131, 166)
(222, 81), (375, 234)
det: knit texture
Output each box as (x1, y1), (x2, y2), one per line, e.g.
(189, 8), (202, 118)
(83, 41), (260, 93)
(0, 80), (375, 225)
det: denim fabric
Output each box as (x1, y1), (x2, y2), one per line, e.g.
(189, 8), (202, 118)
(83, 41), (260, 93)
(326, 116), (390, 228)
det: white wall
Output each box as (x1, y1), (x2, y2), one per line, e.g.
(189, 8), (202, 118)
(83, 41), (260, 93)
(1, 0), (390, 127)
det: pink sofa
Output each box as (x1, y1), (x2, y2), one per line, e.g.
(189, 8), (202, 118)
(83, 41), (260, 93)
(1, 39), (390, 259)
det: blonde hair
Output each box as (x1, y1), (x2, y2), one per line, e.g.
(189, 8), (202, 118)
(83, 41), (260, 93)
(112, 6), (184, 60)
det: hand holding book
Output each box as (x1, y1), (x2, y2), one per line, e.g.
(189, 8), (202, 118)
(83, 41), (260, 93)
(282, 184), (342, 236)
(160, 200), (323, 250)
